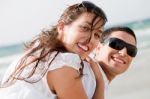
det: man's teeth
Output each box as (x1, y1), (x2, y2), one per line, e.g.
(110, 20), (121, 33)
(113, 57), (124, 64)
(78, 43), (88, 51)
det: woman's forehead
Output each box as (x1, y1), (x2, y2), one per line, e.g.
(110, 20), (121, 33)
(77, 12), (103, 23)
(82, 13), (104, 26)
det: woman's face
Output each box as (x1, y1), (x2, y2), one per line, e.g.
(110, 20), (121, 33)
(57, 12), (104, 59)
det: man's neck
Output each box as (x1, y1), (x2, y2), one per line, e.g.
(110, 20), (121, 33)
(99, 63), (116, 83)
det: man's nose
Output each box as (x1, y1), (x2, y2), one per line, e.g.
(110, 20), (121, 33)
(118, 47), (128, 56)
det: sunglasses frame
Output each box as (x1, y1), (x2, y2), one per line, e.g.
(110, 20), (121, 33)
(104, 38), (137, 57)
(77, 1), (104, 17)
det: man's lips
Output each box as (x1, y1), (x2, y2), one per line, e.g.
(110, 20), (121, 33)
(111, 56), (126, 64)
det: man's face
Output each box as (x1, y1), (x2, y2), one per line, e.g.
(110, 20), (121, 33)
(96, 31), (136, 75)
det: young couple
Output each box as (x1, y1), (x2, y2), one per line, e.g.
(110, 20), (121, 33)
(0, 1), (137, 99)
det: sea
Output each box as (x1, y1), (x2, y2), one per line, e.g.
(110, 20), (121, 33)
(0, 18), (150, 99)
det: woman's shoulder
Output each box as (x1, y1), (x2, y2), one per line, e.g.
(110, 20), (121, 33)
(59, 52), (81, 62)
(48, 52), (82, 71)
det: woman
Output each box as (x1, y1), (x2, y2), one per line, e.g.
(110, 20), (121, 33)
(0, 1), (107, 99)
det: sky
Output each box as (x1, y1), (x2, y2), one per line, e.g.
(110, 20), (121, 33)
(0, 0), (150, 47)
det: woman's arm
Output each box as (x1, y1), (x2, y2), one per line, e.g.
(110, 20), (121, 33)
(47, 66), (88, 99)
(86, 57), (105, 99)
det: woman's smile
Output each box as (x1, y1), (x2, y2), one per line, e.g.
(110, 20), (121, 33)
(77, 43), (89, 52)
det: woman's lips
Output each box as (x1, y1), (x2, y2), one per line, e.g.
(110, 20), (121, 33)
(77, 43), (89, 52)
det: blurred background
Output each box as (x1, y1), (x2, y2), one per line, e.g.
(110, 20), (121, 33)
(0, 0), (150, 99)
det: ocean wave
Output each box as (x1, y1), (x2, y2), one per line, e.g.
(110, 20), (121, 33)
(138, 41), (150, 49)
(135, 28), (150, 37)
(0, 54), (22, 66)
(133, 27), (150, 49)
(0, 43), (24, 57)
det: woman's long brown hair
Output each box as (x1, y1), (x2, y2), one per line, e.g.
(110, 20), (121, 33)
(1, 2), (107, 87)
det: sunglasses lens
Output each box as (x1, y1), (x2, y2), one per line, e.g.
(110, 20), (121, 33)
(109, 38), (124, 50)
(106, 38), (137, 57)
(127, 46), (137, 57)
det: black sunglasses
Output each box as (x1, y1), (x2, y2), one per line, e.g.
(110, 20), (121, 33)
(104, 38), (137, 57)
(78, 1), (106, 19)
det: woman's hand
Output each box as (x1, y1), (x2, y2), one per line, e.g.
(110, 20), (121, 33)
(86, 57), (105, 99)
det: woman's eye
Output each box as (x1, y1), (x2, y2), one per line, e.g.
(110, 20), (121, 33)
(95, 33), (101, 39)
(80, 25), (91, 32)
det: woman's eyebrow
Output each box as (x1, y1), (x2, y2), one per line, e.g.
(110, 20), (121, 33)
(84, 21), (92, 26)
(92, 27), (103, 33)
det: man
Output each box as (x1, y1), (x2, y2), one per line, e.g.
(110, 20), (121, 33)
(95, 26), (137, 81)
(91, 26), (137, 98)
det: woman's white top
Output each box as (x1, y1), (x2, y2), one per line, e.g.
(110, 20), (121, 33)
(0, 52), (96, 99)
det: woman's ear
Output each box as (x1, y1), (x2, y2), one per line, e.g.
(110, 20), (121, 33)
(57, 21), (65, 34)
